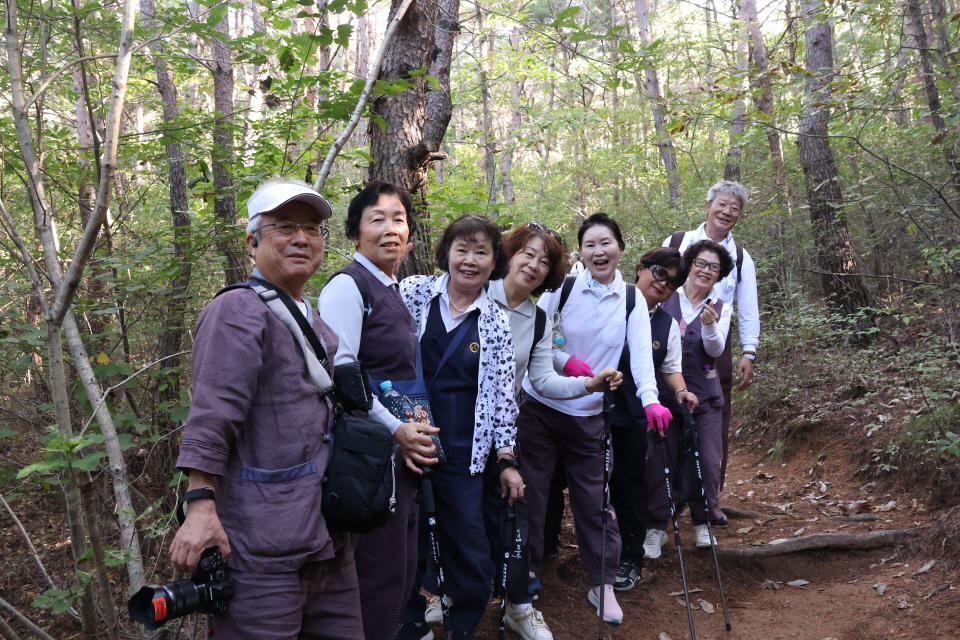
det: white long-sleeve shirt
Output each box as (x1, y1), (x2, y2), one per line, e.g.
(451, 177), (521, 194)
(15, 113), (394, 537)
(663, 223), (760, 356)
(317, 253), (403, 434)
(522, 270), (658, 416)
(676, 286), (732, 358)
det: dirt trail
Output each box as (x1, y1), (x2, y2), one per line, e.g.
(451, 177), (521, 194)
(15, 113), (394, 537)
(471, 442), (960, 640)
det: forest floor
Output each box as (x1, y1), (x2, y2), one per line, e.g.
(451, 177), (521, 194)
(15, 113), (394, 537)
(470, 433), (960, 640)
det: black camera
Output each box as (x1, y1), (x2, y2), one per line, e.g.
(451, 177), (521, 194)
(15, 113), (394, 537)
(128, 547), (234, 630)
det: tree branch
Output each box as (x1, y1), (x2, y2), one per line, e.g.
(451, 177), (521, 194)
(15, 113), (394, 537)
(313, 0), (416, 192)
(0, 597), (55, 640)
(0, 495), (57, 592)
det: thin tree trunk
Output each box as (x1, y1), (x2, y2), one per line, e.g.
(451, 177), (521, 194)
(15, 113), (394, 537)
(797, 0), (872, 318)
(477, 8), (497, 210)
(141, 0), (192, 422)
(500, 25), (523, 207)
(634, 0), (682, 208)
(923, 0), (960, 104)
(905, 0), (960, 193)
(724, 10), (749, 181)
(739, 0), (784, 185)
(78, 471), (121, 640)
(210, 10), (247, 285)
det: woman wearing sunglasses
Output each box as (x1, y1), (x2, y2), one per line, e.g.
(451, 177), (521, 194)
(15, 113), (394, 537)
(487, 221), (623, 640)
(514, 213), (672, 624)
(608, 247), (700, 591)
(650, 240), (733, 550)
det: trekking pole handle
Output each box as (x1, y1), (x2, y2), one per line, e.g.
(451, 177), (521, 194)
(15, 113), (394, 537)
(679, 401), (696, 429)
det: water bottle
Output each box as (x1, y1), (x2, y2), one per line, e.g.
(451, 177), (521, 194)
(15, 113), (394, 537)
(380, 381), (401, 398)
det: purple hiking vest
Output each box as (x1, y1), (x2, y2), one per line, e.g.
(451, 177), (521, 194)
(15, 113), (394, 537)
(660, 294), (725, 411)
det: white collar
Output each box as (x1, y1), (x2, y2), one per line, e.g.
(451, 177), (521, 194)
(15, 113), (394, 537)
(436, 273), (488, 317)
(353, 252), (399, 287)
(693, 222), (737, 252)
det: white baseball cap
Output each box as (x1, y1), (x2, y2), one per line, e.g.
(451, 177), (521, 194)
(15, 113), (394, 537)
(245, 182), (333, 233)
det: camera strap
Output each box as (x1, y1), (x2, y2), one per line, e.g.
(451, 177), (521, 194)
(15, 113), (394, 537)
(235, 279), (336, 396)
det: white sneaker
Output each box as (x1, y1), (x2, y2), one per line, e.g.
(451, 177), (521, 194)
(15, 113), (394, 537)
(587, 585), (623, 624)
(643, 529), (668, 559)
(424, 594), (443, 624)
(505, 602), (554, 640)
(694, 524), (715, 548)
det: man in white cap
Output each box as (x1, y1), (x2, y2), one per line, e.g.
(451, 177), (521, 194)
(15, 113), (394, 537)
(170, 179), (363, 638)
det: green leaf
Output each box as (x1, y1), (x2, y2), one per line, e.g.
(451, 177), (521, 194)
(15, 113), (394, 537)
(0, 427), (19, 439)
(206, 4), (228, 25)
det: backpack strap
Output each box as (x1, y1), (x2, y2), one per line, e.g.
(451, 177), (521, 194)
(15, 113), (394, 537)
(625, 283), (636, 319)
(735, 242), (744, 285)
(556, 275), (577, 314)
(531, 306), (547, 363)
(668, 230), (686, 250)
(332, 270), (373, 318)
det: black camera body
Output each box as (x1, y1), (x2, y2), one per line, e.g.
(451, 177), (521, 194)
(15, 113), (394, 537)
(129, 547), (234, 630)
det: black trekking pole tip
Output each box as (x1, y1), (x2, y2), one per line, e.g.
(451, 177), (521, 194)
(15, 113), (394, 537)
(726, 623), (732, 631)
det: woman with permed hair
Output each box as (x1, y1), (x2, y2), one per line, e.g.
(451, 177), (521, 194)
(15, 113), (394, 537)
(395, 215), (521, 640)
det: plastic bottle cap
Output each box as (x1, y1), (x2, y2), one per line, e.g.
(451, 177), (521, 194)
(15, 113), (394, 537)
(379, 381), (393, 391)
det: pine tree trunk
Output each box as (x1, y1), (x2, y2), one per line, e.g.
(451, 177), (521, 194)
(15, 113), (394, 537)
(500, 25), (523, 207)
(477, 8), (498, 211)
(797, 0), (872, 318)
(370, 0), (452, 276)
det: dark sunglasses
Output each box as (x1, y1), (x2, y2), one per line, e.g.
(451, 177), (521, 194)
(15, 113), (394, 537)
(649, 264), (681, 290)
(528, 221), (561, 239)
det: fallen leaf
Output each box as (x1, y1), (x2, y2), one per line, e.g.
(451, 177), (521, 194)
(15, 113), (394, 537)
(788, 579), (810, 587)
(668, 588), (702, 597)
(676, 597), (699, 610)
(658, 634), (672, 640)
(874, 582), (887, 596)
(873, 500), (897, 513)
(760, 579), (779, 590)
(818, 481), (828, 493)
(915, 559), (936, 575)
(737, 526), (754, 534)
(896, 595), (911, 609)
(698, 599), (715, 614)
(768, 538), (790, 545)
(793, 528), (805, 537)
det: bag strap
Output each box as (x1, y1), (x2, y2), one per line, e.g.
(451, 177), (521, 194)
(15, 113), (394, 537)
(531, 307), (547, 363)
(556, 275), (577, 314)
(428, 313), (475, 386)
(332, 269), (373, 318)
(218, 280), (335, 395)
(625, 283), (635, 319)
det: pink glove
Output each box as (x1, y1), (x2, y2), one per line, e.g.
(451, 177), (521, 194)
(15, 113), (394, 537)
(644, 403), (673, 434)
(563, 357), (595, 379)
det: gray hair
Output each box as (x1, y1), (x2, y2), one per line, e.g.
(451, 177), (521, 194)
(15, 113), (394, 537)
(706, 180), (748, 209)
(244, 178), (315, 235)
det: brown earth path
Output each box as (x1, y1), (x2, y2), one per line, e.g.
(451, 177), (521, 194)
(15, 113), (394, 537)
(467, 441), (959, 640)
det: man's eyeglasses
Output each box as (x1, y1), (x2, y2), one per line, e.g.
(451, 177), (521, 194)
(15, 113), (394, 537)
(254, 221), (327, 239)
(528, 221), (561, 239)
(649, 264), (681, 291)
(692, 257), (721, 273)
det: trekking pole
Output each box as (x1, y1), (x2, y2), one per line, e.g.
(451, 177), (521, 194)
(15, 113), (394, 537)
(420, 468), (450, 628)
(659, 433), (698, 640)
(680, 405), (732, 631)
(597, 381), (613, 639)
(498, 500), (515, 640)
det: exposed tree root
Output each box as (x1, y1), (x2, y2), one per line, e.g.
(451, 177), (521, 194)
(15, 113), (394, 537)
(721, 506), (778, 520)
(683, 529), (915, 559)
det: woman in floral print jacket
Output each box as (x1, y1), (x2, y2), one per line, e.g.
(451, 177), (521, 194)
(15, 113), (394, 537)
(396, 215), (521, 640)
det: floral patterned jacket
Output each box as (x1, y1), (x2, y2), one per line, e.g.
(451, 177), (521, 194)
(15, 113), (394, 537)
(400, 274), (518, 475)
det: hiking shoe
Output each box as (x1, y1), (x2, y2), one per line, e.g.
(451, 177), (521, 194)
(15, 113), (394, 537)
(424, 595), (442, 624)
(613, 560), (640, 591)
(643, 529), (668, 559)
(505, 602), (554, 640)
(394, 622), (434, 640)
(587, 585), (623, 624)
(694, 524), (715, 548)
